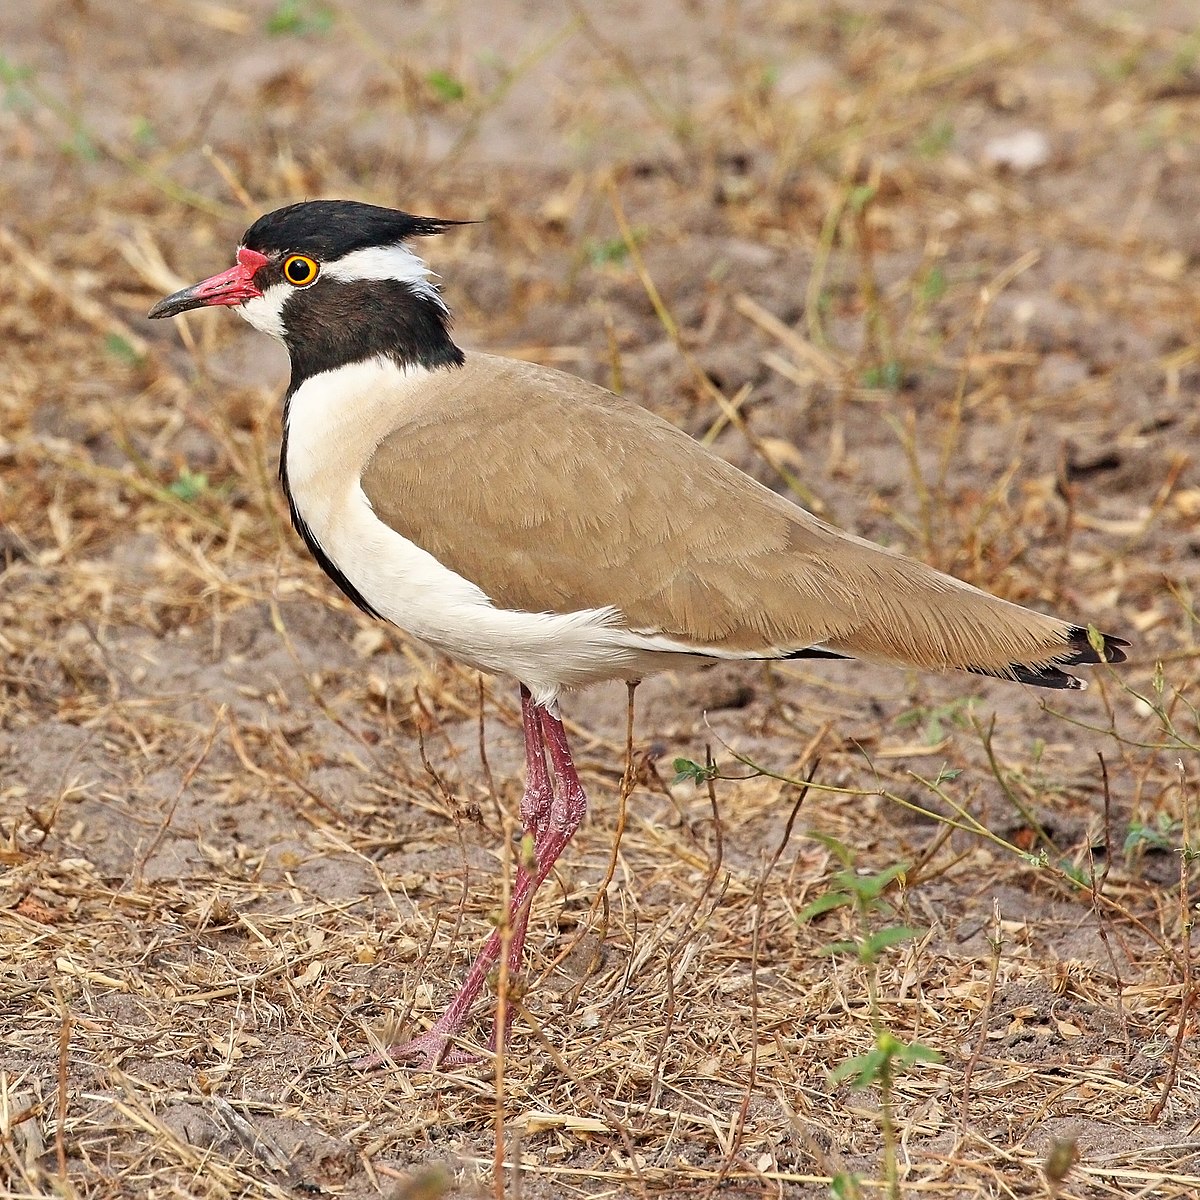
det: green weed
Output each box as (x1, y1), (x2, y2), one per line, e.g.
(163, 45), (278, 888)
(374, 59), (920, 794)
(800, 835), (940, 1200)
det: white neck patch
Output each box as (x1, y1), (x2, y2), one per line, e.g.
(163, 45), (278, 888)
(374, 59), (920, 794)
(323, 243), (445, 309)
(236, 282), (289, 340)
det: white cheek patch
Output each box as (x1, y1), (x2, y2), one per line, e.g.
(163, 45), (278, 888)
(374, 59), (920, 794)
(236, 283), (289, 339)
(323, 243), (445, 309)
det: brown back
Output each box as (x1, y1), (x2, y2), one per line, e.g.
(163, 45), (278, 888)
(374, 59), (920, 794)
(361, 353), (1079, 673)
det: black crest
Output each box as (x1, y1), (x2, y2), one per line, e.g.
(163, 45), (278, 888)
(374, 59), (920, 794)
(243, 200), (467, 259)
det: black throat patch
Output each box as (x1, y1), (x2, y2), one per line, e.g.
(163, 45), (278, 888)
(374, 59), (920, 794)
(281, 277), (465, 388)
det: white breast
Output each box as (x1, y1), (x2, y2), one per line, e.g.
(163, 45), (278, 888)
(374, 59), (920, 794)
(282, 358), (662, 703)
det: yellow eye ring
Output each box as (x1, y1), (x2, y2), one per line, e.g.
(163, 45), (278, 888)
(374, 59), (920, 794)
(283, 254), (319, 287)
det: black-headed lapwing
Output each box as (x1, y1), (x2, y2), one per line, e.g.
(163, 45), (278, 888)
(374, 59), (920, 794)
(149, 199), (1128, 1067)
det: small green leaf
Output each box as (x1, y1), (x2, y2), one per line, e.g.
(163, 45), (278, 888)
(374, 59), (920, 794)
(63, 127), (98, 161)
(919, 265), (946, 302)
(1123, 815), (1180, 855)
(266, 0), (334, 36)
(519, 832), (537, 871)
(916, 118), (954, 159)
(0, 55), (34, 87)
(1057, 860), (1090, 888)
(104, 333), (143, 365)
(426, 70), (466, 102)
(586, 235), (632, 266)
(895, 697), (973, 742)
(168, 469), (209, 503)
(861, 360), (903, 391)
(830, 1047), (886, 1088)
(861, 925), (922, 960)
(816, 939), (860, 958)
(807, 831), (854, 868)
(131, 116), (156, 148)
(830, 1170), (863, 1200)
(896, 1040), (942, 1066)
(876, 1029), (902, 1056)
(797, 891), (853, 923)
(848, 184), (876, 212)
(672, 757), (716, 786)
(845, 862), (907, 902)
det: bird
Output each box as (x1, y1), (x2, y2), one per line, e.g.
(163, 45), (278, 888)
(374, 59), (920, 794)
(148, 199), (1128, 1068)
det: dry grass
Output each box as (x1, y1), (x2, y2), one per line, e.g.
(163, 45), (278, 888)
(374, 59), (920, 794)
(2, 1), (1199, 1197)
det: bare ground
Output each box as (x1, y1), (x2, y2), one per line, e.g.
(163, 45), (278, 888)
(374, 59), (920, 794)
(1, 1), (1199, 1197)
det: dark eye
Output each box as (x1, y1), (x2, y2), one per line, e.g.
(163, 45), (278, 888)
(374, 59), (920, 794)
(283, 255), (319, 287)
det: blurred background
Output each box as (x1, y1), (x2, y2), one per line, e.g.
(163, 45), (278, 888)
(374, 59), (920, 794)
(1, 2), (1198, 1197)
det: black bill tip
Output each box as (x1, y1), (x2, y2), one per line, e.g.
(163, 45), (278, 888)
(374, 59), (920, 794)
(148, 287), (206, 320)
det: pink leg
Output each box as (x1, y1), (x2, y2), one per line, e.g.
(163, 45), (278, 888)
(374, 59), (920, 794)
(493, 687), (554, 1018)
(484, 700), (589, 1052)
(358, 691), (587, 1069)
(518, 684), (554, 844)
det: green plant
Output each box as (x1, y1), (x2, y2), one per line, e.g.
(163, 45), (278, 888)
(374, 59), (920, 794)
(799, 835), (940, 1200)
(586, 228), (646, 267)
(167, 468), (211, 503)
(915, 117), (954, 158)
(917, 265), (946, 304)
(104, 333), (144, 366)
(266, 0), (334, 36)
(860, 359), (904, 391)
(895, 696), (974, 744)
(426, 70), (467, 103)
(1124, 812), (1183, 857)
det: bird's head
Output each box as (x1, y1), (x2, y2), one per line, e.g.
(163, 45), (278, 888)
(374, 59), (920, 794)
(149, 199), (467, 378)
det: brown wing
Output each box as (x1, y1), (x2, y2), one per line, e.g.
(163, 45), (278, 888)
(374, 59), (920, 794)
(360, 353), (1124, 682)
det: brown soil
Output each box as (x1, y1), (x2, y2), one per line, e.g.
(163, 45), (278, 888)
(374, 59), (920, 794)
(2, 1), (1198, 1197)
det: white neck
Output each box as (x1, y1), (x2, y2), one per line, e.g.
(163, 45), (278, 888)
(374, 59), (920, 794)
(285, 357), (430, 505)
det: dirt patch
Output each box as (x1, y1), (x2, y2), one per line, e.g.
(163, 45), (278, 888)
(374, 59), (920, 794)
(2, 1), (1198, 1197)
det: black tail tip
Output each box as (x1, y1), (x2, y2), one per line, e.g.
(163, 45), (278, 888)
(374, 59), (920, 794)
(1062, 626), (1130, 667)
(1016, 626), (1129, 689)
(1000, 662), (1087, 690)
(971, 627), (1129, 691)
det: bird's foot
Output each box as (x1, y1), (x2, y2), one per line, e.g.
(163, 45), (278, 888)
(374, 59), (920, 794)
(352, 1028), (486, 1072)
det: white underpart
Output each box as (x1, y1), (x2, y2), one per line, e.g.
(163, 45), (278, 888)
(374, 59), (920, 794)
(284, 356), (708, 704)
(322, 243), (446, 309)
(236, 281), (289, 339)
